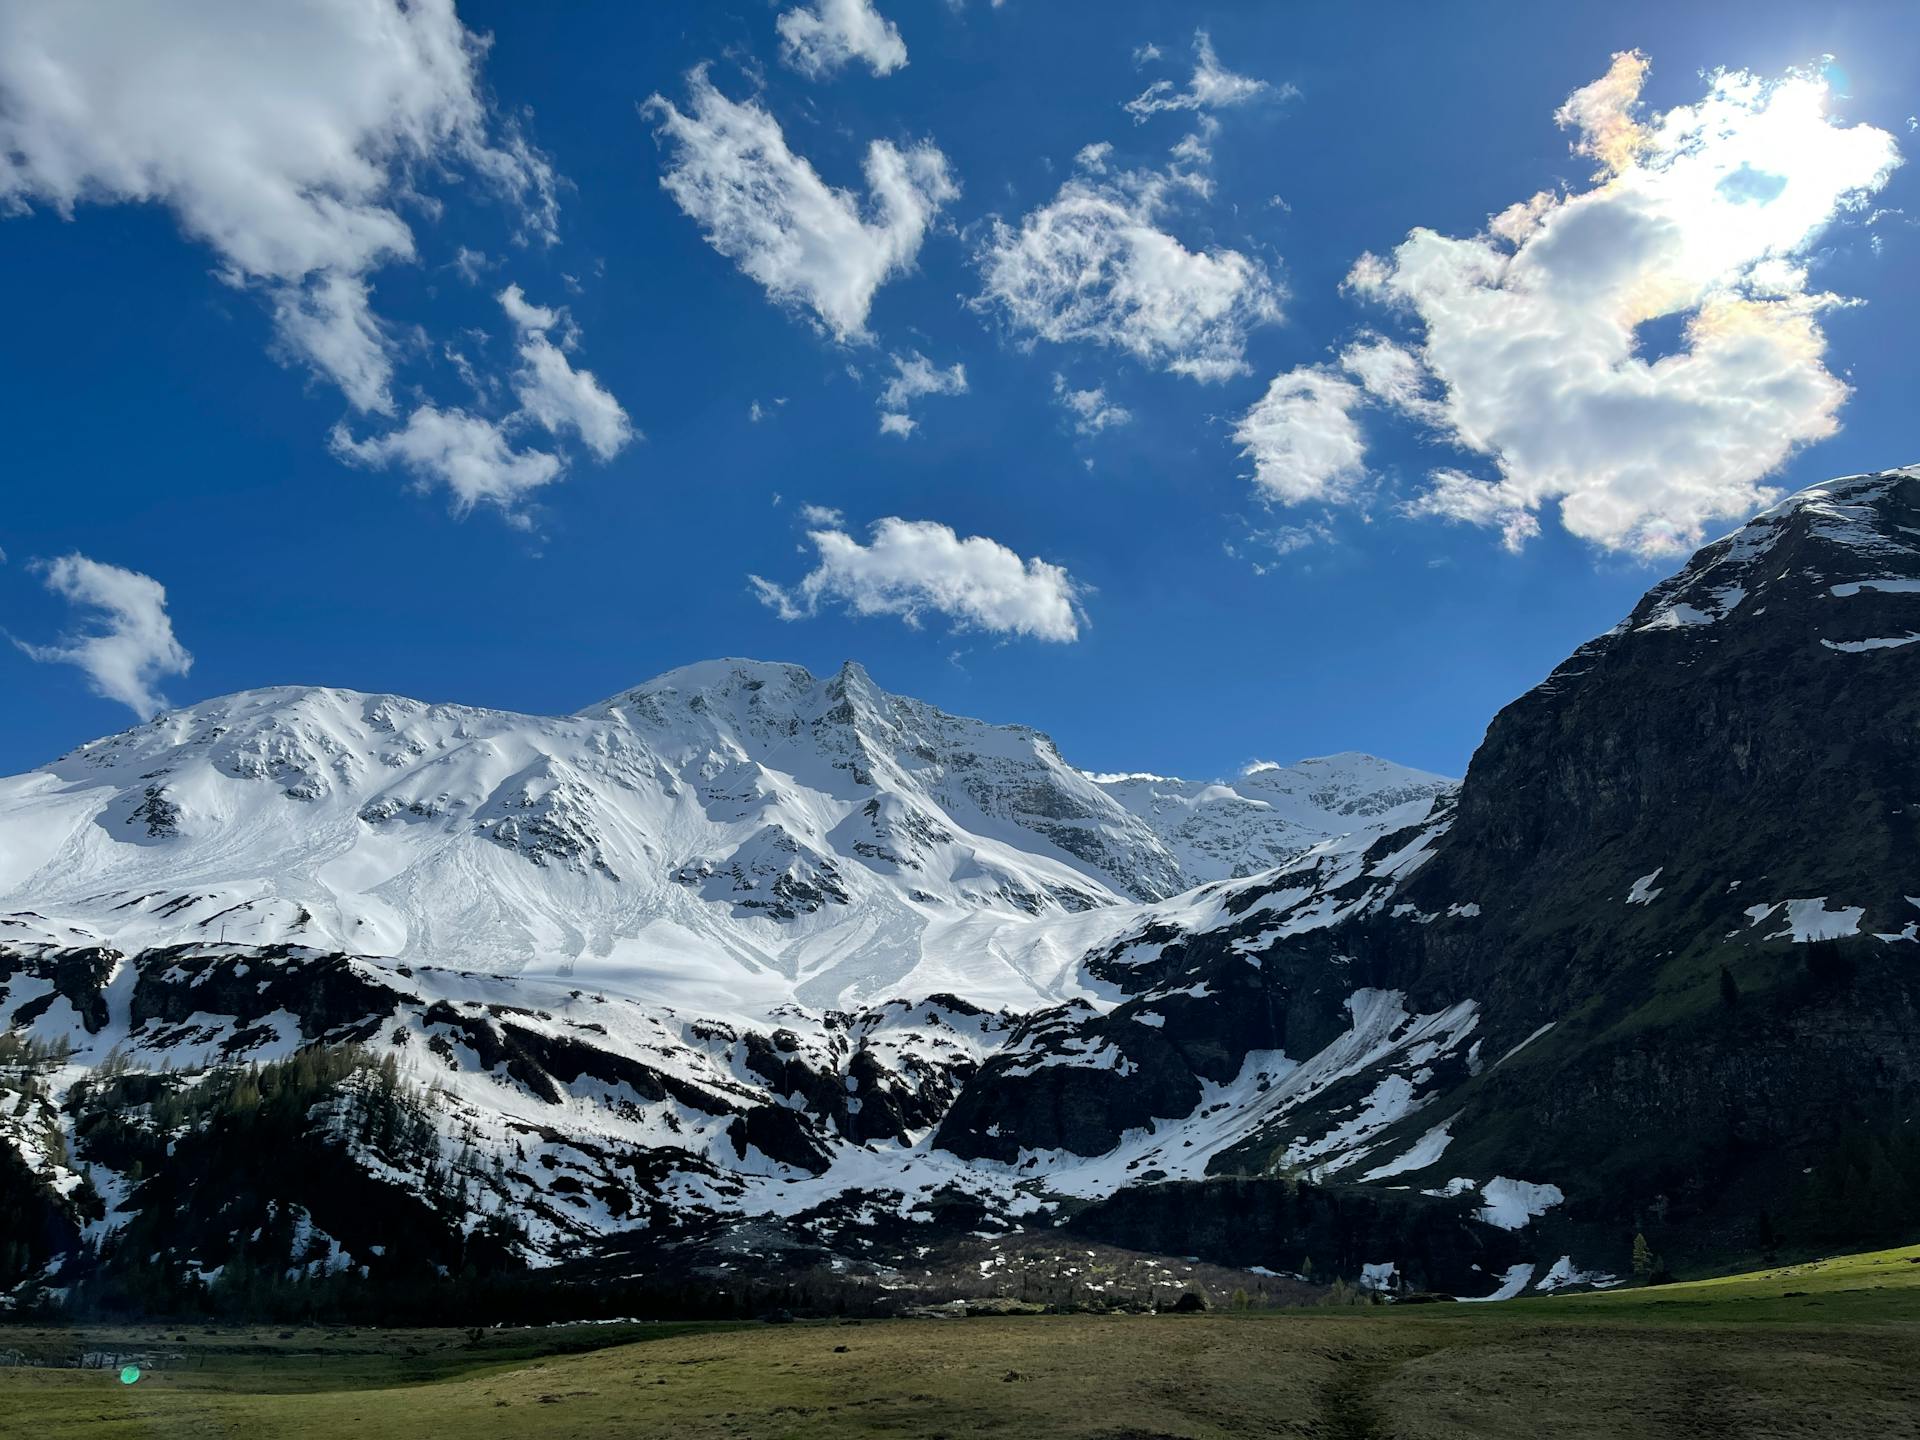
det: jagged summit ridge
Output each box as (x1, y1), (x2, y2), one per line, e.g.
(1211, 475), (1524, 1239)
(1089, 752), (1454, 884)
(0, 659), (1447, 1015)
(1632, 465), (1920, 633)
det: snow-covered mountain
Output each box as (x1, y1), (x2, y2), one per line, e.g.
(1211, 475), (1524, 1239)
(0, 658), (1447, 1016)
(5, 466), (1918, 1314)
(1089, 755), (1452, 883)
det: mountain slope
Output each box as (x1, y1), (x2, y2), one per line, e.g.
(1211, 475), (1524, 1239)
(0, 661), (1444, 1019)
(964, 465), (1920, 1280)
(3, 465), (1917, 1315)
(1089, 754), (1453, 883)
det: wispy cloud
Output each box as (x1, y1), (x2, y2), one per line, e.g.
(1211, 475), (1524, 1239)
(331, 407), (563, 523)
(1052, 375), (1132, 434)
(974, 149), (1281, 381)
(1232, 368), (1368, 505)
(647, 68), (956, 342)
(878, 351), (968, 436)
(777, 0), (908, 80)
(498, 285), (635, 462)
(1124, 31), (1290, 122)
(17, 555), (192, 719)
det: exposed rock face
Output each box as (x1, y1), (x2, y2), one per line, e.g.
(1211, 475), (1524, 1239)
(1405, 468), (1920, 1027)
(1373, 468), (1920, 1246)
(932, 468), (1920, 1273)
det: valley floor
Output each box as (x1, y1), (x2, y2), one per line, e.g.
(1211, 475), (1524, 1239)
(5, 1246), (1920, 1439)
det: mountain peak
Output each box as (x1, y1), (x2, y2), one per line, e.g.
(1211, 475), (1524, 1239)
(1629, 466), (1920, 635)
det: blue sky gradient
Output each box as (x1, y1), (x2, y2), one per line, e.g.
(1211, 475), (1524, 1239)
(2, 0), (1914, 780)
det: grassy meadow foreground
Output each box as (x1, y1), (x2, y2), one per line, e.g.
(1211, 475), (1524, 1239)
(5, 1246), (1920, 1439)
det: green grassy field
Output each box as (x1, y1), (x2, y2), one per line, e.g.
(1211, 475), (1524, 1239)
(5, 1245), (1919, 1439)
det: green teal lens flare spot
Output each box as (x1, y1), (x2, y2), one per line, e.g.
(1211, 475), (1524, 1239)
(119, 1365), (141, 1385)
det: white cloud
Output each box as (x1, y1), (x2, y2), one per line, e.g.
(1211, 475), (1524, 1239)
(1124, 31), (1285, 122)
(1051, 374), (1132, 433)
(777, 0), (907, 80)
(877, 350), (967, 435)
(1405, 469), (1540, 553)
(1225, 519), (1335, 573)
(332, 284), (630, 518)
(451, 246), (492, 283)
(1338, 334), (1441, 422)
(751, 517), (1084, 641)
(498, 285), (634, 461)
(330, 406), (562, 522)
(17, 555), (192, 719)
(647, 68), (956, 342)
(268, 272), (392, 414)
(1346, 52), (1902, 555)
(1233, 367), (1368, 504)
(1074, 141), (1114, 174)
(498, 284), (561, 336)
(0, 0), (557, 416)
(975, 158), (1282, 381)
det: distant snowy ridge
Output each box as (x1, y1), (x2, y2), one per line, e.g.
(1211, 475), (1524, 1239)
(0, 658), (1449, 1018)
(1090, 753), (1454, 883)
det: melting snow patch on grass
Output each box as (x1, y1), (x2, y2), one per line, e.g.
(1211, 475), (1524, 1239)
(1626, 868), (1664, 905)
(1360, 1261), (1397, 1292)
(1534, 1255), (1621, 1292)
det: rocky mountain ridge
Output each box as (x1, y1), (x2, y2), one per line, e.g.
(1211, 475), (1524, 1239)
(0, 659), (1448, 1016)
(3, 465), (1916, 1316)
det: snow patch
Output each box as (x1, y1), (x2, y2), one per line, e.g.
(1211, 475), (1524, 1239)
(1476, 1176), (1564, 1230)
(1831, 578), (1920, 596)
(1747, 898), (1865, 942)
(1534, 1256), (1620, 1292)
(1360, 1261), (1397, 1292)
(1459, 1263), (1535, 1303)
(1359, 1119), (1453, 1181)
(1821, 633), (1920, 652)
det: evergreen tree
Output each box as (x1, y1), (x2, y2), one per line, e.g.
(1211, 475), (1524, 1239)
(1631, 1232), (1657, 1284)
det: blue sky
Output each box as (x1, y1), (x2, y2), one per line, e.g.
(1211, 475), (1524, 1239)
(1, 0), (1914, 781)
